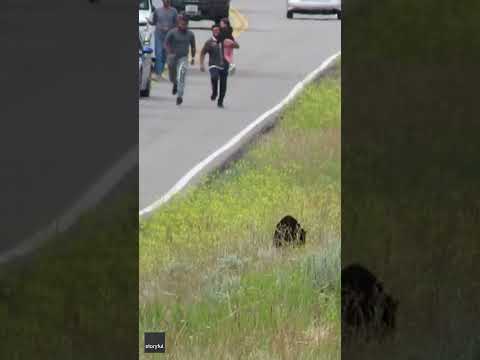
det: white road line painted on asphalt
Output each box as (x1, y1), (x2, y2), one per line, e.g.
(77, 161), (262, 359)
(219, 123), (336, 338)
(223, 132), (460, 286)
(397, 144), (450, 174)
(0, 146), (138, 265)
(139, 51), (341, 217)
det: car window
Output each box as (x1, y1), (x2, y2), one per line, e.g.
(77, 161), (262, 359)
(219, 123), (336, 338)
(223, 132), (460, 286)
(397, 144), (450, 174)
(139, 0), (150, 10)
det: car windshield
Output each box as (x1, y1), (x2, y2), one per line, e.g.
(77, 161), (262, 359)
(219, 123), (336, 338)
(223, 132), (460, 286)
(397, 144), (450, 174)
(139, 0), (150, 10)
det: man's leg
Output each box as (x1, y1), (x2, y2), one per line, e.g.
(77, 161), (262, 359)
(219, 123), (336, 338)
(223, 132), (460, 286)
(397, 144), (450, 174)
(176, 57), (188, 105)
(158, 34), (167, 75)
(218, 65), (229, 107)
(154, 32), (166, 76)
(209, 68), (219, 101)
(168, 56), (178, 94)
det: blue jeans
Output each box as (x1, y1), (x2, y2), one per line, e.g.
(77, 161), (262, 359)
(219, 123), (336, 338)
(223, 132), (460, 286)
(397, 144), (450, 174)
(209, 64), (229, 103)
(154, 31), (167, 75)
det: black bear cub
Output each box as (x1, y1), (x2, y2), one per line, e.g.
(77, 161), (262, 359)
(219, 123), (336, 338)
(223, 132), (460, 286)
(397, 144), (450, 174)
(273, 215), (306, 248)
(341, 264), (398, 341)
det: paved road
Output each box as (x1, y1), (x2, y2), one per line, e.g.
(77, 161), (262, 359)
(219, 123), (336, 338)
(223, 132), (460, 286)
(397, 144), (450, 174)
(139, 0), (341, 210)
(1, 0), (137, 258)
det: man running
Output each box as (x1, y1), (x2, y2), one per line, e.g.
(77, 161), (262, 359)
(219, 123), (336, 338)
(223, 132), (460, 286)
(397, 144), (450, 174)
(200, 24), (239, 108)
(147, 0), (177, 80)
(164, 15), (196, 105)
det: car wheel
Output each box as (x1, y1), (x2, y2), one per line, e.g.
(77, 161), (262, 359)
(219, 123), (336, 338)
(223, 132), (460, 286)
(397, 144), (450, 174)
(287, 11), (293, 19)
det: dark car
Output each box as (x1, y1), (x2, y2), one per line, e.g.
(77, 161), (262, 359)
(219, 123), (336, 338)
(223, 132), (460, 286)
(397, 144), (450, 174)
(152, 0), (230, 23)
(287, 0), (342, 20)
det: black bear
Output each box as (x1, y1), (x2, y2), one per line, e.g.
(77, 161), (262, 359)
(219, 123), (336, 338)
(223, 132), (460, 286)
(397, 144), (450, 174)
(341, 264), (398, 341)
(273, 215), (306, 248)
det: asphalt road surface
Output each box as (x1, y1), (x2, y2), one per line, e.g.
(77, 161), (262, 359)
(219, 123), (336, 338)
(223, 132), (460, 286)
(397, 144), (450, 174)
(139, 0), (341, 210)
(1, 0), (137, 259)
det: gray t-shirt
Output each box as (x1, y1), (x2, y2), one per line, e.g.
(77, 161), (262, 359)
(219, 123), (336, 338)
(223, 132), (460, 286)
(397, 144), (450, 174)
(151, 6), (177, 34)
(165, 28), (196, 60)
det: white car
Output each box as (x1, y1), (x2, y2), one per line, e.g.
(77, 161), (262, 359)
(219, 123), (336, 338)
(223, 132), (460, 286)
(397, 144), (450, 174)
(139, 0), (153, 26)
(139, 0), (155, 61)
(286, 0), (342, 20)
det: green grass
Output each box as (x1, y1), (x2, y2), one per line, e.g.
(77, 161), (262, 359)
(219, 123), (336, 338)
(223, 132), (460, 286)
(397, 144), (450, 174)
(342, 2), (480, 357)
(140, 62), (341, 359)
(0, 183), (138, 360)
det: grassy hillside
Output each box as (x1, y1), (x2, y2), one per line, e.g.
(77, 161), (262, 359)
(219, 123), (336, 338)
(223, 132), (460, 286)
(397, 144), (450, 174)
(343, 1), (480, 358)
(140, 62), (341, 359)
(0, 179), (139, 360)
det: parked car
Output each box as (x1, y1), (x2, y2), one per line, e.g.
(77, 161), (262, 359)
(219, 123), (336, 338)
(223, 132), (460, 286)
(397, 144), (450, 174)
(139, 0), (155, 62)
(171, 0), (231, 23)
(286, 0), (342, 20)
(139, 33), (154, 97)
(139, 0), (153, 26)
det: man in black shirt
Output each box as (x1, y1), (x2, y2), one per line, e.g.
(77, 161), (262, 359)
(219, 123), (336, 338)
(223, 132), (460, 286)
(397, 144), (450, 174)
(200, 24), (239, 108)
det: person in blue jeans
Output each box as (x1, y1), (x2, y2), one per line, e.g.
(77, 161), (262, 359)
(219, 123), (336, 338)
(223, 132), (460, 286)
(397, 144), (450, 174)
(148, 0), (177, 79)
(200, 24), (239, 108)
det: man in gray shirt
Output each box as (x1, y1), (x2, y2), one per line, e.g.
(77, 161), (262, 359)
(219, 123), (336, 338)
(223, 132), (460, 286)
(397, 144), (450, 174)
(165, 15), (196, 106)
(148, 0), (177, 78)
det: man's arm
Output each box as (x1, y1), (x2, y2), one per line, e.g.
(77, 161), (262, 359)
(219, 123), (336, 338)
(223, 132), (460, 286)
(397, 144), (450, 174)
(164, 30), (173, 54)
(190, 31), (197, 60)
(169, 9), (178, 30)
(199, 41), (209, 71)
(229, 35), (240, 49)
(147, 9), (157, 25)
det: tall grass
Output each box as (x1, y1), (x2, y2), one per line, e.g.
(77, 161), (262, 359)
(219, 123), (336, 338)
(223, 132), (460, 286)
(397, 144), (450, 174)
(342, 1), (480, 357)
(140, 63), (341, 359)
(0, 185), (138, 360)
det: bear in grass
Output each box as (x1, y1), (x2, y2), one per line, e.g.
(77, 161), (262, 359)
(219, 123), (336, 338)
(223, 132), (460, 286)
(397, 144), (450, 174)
(273, 215), (306, 248)
(341, 264), (398, 341)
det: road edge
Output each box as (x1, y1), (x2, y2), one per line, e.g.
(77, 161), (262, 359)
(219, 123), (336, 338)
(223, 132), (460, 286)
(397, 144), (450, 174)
(140, 51), (341, 217)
